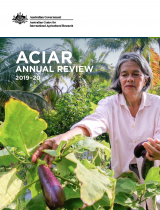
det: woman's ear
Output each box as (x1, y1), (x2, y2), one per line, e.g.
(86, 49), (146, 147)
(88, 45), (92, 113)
(144, 77), (149, 85)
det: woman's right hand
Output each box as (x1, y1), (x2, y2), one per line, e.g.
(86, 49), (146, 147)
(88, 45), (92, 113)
(31, 126), (90, 168)
(31, 133), (70, 168)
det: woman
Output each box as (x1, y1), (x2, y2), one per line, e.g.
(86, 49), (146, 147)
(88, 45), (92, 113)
(32, 52), (160, 209)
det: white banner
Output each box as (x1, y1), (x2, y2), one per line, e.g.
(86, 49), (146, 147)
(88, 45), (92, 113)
(0, 0), (159, 37)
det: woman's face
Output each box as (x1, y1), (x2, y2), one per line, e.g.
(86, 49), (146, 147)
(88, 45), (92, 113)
(119, 60), (148, 96)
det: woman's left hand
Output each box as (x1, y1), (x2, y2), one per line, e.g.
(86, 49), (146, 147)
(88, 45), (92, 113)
(143, 138), (160, 161)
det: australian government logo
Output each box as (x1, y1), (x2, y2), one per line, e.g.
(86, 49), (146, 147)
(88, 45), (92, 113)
(12, 13), (28, 24)
(12, 13), (73, 27)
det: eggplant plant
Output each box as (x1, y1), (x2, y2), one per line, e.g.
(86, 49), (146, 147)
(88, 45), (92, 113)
(0, 98), (160, 210)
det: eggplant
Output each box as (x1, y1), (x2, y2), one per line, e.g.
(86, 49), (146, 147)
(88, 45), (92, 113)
(38, 164), (65, 210)
(134, 140), (148, 158)
(134, 141), (154, 180)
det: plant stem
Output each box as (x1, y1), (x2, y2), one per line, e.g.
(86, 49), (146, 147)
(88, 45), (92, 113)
(141, 198), (148, 203)
(54, 172), (80, 187)
(5, 146), (21, 162)
(23, 162), (35, 164)
(5, 147), (35, 165)
(18, 199), (21, 210)
(16, 163), (23, 170)
(92, 149), (99, 164)
(92, 204), (97, 210)
(140, 194), (143, 203)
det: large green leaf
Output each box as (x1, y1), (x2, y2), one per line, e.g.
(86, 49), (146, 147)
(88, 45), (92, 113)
(80, 159), (96, 169)
(0, 167), (39, 209)
(66, 153), (115, 206)
(145, 190), (156, 198)
(120, 178), (136, 191)
(64, 186), (80, 200)
(65, 135), (86, 149)
(144, 183), (160, 199)
(43, 136), (86, 158)
(0, 90), (51, 112)
(56, 157), (76, 176)
(0, 147), (18, 166)
(26, 193), (47, 210)
(134, 183), (146, 197)
(64, 198), (83, 210)
(117, 171), (140, 183)
(43, 140), (67, 157)
(101, 141), (111, 160)
(0, 98), (47, 156)
(138, 207), (145, 210)
(113, 203), (128, 210)
(116, 178), (135, 194)
(43, 136), (109, 160)
(71, 137), (110, 153)
(145, 167), (160, 184)
(0, 168), (23, 209)
(114, 192), (138, 209)
(42, 149), (59, 157)
(26, 164), (41, 198)
(94, 192), (111, 207)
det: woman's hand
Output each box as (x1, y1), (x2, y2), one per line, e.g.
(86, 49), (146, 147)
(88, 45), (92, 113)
(31, 126), (90, 168)
(31, 133), (70, 168)
(143, 138), (160, 161)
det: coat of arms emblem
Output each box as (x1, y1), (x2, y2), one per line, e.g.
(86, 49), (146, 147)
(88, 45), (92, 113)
(12, 13), (28, 24)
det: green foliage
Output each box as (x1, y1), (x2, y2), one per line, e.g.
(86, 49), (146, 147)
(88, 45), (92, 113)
(0, 168), (23, 208)
(43, 87), (92, 136)
(0, 142), (4, 150)
(0, 38), (13, 59)
(43, 81), (116, 144)
(0, 42), (53, 113)
(0, 106), (4, 122)
(0, 98), (160, 210)
(87, 80), (116, 104)
(0, 147), (18, 166)
(148, 83), (160, 96)
(66, 153), (115, 205)
(87, 80), (116, 143)
(54, 38), (112, 89)
(0, 97), (47, 156)
(26, 193), (47, 210)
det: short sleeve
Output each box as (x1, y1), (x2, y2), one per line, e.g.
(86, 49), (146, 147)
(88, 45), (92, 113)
(70, 97), (111, 138)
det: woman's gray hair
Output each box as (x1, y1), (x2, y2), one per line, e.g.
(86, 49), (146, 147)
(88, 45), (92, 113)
(111, 52), (153, 93)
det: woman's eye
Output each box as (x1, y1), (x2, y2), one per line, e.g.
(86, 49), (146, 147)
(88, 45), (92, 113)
(134, 74), (139, 76)
(122, 75), (127, 77)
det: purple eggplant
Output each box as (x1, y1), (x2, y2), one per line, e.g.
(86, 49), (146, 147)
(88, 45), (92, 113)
(134, 140), (148, 158)
(38, 165), (65, 210)
(134, 141), (154, 180)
